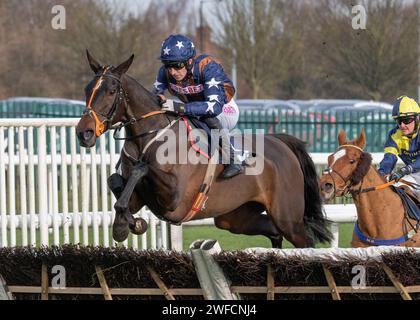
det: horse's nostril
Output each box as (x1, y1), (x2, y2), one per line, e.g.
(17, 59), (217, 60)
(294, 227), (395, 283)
(83, 130), (94, 141)
(323, 183), (333, 191)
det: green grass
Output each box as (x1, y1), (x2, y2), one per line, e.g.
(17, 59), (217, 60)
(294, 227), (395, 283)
(182, 223), (354, 250)
(6, 223), (355, 250)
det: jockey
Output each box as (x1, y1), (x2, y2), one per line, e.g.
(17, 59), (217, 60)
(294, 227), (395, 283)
(378, 95), (420, 198)
(152, 34), (242, 179)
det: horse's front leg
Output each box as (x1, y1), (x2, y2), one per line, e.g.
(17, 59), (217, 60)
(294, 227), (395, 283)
(109, 162), (148, 242)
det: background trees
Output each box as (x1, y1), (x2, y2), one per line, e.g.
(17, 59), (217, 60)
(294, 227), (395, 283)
(0, 0), (417, 101)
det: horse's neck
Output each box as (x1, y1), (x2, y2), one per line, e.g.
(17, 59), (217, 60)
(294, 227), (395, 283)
(352, 166), (404, 237)
(122, 75), (161, 117)
(121, 75), (175, 153)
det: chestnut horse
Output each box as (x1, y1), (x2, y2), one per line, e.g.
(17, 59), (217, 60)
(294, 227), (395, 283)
(76, 52), (332, 248)
(320, 129), (420, 247)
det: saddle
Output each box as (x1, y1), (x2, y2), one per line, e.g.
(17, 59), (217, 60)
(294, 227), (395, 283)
(182, 116), (253, 166)
(392, 186), (420, 221)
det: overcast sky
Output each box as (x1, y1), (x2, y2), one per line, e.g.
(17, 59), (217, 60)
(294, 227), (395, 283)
(105, 0), (221, 25)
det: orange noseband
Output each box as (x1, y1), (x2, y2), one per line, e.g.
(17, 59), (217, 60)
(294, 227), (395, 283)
(86, 67), (110, 137)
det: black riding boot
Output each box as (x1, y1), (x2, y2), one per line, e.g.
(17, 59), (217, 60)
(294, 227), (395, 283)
(203, 117), (243, 179)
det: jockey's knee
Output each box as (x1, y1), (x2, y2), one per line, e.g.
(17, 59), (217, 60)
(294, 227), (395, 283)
(202, 116), (222, 129)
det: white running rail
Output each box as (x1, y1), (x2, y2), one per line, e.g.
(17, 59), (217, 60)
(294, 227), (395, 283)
(0, 118), (390, 250)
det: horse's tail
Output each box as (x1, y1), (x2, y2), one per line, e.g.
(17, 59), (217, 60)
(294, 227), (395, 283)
(273, 134), (333, 245)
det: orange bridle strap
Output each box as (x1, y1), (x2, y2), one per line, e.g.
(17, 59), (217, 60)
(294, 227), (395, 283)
(139, 110), (166, 119)
(86, 67), (110, 137)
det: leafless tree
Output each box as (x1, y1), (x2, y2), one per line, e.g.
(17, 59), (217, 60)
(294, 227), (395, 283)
(214, 0), (289, 98)
(306, 0), (418, 101)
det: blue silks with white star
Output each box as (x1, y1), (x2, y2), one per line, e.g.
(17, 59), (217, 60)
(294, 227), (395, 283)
(153, 54), (235, 118)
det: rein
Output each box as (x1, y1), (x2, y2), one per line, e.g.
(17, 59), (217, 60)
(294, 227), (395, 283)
(110, 110), (170, 141)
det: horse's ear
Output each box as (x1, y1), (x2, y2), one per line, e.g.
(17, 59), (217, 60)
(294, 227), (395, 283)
(338, 128), (347, 146)
(86, 50), (101, 74)
(355, 128), (366, 149)
(114, 54), (134, 76)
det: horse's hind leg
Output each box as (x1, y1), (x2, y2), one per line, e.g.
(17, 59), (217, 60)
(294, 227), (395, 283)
(268, 207), (310, 248)
(267, 194), (311, 248)
(214, 202), (284, 248)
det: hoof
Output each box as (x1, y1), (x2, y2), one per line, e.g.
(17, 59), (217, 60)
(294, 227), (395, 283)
(129, 218), (148, 235)
(112, 214), (130, 242)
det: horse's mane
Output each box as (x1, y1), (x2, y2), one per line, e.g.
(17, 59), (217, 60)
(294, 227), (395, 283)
(123, 73), (161, 106)
(350, 147), (372, 185)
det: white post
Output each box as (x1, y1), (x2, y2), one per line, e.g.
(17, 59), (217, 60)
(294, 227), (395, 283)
(131, 234), (138, 249)
(51, 126), (60, 245)
(109, 132), (117, 247)
(18, 127), (28, 246)
(0, 127), (7, 247)
(156, 224), (162, 249)
(38, 125), (49, 246)
(91, 147), (99, 246)
(141, 208), (148, 250)
(80, 147), (88, 245)
(70, 127), (79, 244)
(8, 127), (16, 246)
(60, 126), (69, 243)
(48, 169), (53, 219)
(331, 223), (340, 248)
(100, 134), (109, 247)
(28, 127), (36, 246)
(150, 213), (157, 249)
(161, 220), (168, 249)
(170, 225), (183, 251)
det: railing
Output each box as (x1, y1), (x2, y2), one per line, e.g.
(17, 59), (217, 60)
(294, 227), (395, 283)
(1, 98), (395, 153)
(0, 118), (399, 250)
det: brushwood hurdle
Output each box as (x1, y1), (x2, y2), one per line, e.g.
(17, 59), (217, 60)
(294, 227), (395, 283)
(0, 118), (396, 250)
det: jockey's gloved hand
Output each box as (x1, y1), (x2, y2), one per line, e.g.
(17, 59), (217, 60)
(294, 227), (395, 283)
(161, 99), (185, 115)
(389, 165), (413, 182)
(156, 94), (166, 105)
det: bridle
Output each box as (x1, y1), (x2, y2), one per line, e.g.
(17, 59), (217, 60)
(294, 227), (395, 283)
(83, 66), (127, 137)
(322, 144), (365, 196)
(82, 66), (171, 140)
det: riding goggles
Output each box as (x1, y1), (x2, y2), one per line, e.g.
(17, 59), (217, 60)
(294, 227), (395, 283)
(163, 61), (187, 70)
(396, 117), (416, 125)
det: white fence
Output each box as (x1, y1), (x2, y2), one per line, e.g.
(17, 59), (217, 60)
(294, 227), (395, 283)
(0, 118), (386, 250)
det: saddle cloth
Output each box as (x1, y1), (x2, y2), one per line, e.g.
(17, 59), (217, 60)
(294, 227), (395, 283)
(182, 116), (252, 165)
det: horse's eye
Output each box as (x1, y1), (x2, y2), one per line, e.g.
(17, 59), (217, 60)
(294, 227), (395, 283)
(109, 90), (116, 95)
(350, 159), (356, 164)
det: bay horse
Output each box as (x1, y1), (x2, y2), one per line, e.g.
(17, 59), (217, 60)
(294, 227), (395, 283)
(76, 51), (332, 248)
(319, 128), (420, 247)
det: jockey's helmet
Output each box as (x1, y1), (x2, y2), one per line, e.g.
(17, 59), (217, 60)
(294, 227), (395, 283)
(159, 34), (196, 62)
(392, 95), (420, 119)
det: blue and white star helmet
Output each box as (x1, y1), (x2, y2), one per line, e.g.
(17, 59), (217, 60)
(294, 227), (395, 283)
(159, 34), (196, 62)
